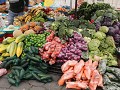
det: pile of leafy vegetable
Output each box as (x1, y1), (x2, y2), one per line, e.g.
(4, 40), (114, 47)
(82, 28), (117, 66)
(0, 46), (52, 86)
(50, 18), (95, 40)
(92, 9), (119, 25)
(69, 2), (112, 20)
(91, 9), (120, 46)
(57, 32), (88, 63)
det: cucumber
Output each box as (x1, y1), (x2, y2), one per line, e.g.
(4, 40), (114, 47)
(20, 60), (27, 65)
(4, 56), (17, 61)
(12, 66), (23, 70)
(21, 62), (28, 68)
(32, 72), (41, 81)
(8, 78), (16, 85)
(24, 73), (33, 79)
(8, 73), (13, 78)
(31, 46), (36, 53)
(14, 76), (20, 84)
(30, 61), (37, 65)
(19, 69), (25, 79)
(15, 70), (20, 77)
(28, 47), (33, 54)
(0, 61), (7, 68)
(4, 60), (13, 69)
(34, 55), (41, 60)
(26, 54), (39, 62)
(13, 58), (20, 65)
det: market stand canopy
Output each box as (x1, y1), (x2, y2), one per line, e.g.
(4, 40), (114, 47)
(44, 0), (54, 7)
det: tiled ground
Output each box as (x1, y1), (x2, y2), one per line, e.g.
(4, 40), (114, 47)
(0, 74), (68, 90)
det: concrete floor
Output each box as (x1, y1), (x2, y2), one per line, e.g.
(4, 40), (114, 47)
(0, 74), (68, 90)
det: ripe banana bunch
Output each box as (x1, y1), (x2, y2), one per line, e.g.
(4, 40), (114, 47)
(25, 15), (32, 23)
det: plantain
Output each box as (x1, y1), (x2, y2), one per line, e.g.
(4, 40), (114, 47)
(9, 42), (17, 57)
(16, 42), (24, 57)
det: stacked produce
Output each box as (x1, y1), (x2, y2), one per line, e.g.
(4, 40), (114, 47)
(14, 7), (47, 24)
(39, 31), (66, 65)
(58, 59), (103, 90)
(97, 60), (120, 90)
(69, 2), (112, 20)
(81, 27), (117, 66)
(57, 32), (88, 62)
(24, 31), (50, 48)
(0, 35), (25, 61)
(91, 8), (120, 46)
(0, 46), (52, 86)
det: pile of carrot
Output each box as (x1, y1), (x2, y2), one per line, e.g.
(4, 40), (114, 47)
(58, 59), (103, 90)
(39, 31), (66, 65)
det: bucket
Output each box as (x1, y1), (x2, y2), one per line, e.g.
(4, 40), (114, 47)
(5, 31), (13, 38)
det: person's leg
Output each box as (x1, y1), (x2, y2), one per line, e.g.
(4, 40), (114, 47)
(8, 10), (16, 25)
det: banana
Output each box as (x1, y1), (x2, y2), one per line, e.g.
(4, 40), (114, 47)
(35, 10), (41, 15)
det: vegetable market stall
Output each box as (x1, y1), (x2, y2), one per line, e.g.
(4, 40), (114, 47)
(0, 2), (120, 90)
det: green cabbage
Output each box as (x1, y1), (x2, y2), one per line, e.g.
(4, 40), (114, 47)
(88, 39), (101, 51)
(94, 31), (106, 40)
(99, 26), (109, 33)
